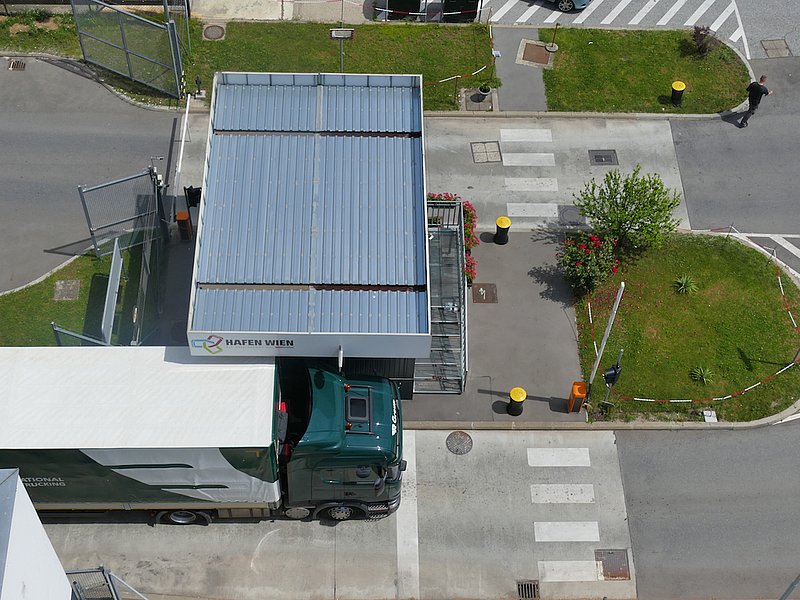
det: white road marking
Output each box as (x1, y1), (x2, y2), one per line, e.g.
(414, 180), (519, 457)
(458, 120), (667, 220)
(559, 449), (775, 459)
(709, 1), (734, 30)
(527, 447), (591, 466)
(516, 1), (542, 22)
(501, 128), (553, 143)
(396, 430), (420, 600)
(730, 25), (743, 42)
(531, 483), (595, 503)
(775, 412), (800, 425)
(543, 7), (562, 22)
(539, 560), (601, 582)
(505, 177), (558, 191)
(684, 0), (716, 26)
(534, 521), (600, 542)
(772, 236), (800, 260)
(572, 0), (606, 23)
(507, 203), (560, 218)
(601, 0), (634, 24)
(629, 0), (659, 25)
(502, 152), (556, 166)
(731, 0), (750, 59)
(657, 0), (688, 25)
(490, 0), (518, 21)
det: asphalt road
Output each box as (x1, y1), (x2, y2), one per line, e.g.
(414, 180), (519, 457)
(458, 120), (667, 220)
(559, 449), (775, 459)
(617, 422), (800, 600)
(0, 56), (177, 293)
(671, 57), (800, 235)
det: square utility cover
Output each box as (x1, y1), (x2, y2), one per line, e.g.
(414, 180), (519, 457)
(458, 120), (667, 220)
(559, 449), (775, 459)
(471, 283), (497, 303)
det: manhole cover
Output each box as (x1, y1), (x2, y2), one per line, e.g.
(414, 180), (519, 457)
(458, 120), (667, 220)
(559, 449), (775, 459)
(589, 149), (618, 166)
(595, 549), (631, 580)
(761, 39), (792, 58)
(54, 280), (80, 301)
(446, 431), (473, 455)
(471, 283), (497, 303)
(203, 24), (226, 41)
(471, 141), (501, 163)
(8, 58), (25, 71)
(558, 205), (587, 227)
(522, 42), (549, 65)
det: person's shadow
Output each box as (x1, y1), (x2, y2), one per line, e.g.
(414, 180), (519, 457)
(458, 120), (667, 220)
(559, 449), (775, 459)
(720, 109), (744, 128)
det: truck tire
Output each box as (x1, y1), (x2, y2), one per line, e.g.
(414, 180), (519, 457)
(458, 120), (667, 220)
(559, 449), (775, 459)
(325, 505), (357, 521)
(159, 510), (212, 525)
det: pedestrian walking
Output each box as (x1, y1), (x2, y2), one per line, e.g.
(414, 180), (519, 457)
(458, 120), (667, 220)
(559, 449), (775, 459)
(739, 75), (773, 128)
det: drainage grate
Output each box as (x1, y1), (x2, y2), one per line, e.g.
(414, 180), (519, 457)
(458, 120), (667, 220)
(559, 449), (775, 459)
(8, 58), (25, 71)
(595, 549), (631, 580)
(446, 431), (473, 455)
(517, 580), (539, 599)
(589, 149), (618, 166)
(522, 42), (550, 65)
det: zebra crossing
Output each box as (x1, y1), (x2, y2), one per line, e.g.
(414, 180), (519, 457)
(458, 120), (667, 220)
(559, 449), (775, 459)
(740, 234), (800, 279)
(526, 432), (635, 593)
(485, 0), (749, 59)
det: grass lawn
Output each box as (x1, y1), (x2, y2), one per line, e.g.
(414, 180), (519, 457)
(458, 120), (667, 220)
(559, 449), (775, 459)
(541, 28), (749, 113)
(577, 234), (800, 422)
(0, 250), (143, 347)
(0, 11), (80, 57)
(184, 21), (496, 110)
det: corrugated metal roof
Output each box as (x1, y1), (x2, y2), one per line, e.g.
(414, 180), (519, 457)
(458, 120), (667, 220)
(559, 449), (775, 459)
(212, 73), (422, 133)
(191, 73), (428, 339)
(193, 289), (428, 334)
(197, 134), (425, 286)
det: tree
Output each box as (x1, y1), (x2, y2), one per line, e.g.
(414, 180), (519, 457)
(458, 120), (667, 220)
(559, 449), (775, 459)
(574, 165), (681, 251)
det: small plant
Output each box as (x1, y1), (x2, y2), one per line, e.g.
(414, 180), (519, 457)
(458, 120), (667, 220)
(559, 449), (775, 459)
(672, 273), (698, 295)
(462, 201), (479, 250)
(690, 366), (714, 385)
(479, 83), (491, 94)
(692, 25), (714, 56)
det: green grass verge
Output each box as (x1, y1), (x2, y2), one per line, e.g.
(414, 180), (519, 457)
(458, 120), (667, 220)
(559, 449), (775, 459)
(184, 21), (496, 110)
(576, 234), (800, 422)
(0, 11), (81, 57)
(0, 251), (142, 347)
(541, 28), (749, 113)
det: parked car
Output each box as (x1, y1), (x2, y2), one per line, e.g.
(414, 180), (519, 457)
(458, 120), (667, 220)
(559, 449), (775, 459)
(548, 0), (591, 10)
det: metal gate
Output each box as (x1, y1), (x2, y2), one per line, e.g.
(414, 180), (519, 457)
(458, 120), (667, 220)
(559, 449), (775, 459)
(70, 0), (185, 98)
(78, 167), (167, 345)
(67, 567), (151, 600)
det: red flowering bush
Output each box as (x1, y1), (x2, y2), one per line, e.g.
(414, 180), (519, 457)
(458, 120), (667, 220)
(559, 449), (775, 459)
(464, 254), (478, 283)
(557, 232), (618, 293)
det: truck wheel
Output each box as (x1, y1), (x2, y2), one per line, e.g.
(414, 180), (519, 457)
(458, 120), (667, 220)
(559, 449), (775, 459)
(326, 505), (356, 521)
(161, 510), (211, 525)
(284, 506), (311, 520)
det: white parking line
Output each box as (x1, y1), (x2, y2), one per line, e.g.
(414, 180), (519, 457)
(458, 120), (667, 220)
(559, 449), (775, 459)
(629, 0), (659, 25)
(534, 521), (600, 542)
(502, 153), (556, 166)
(657, 0), (688, 25)
(527, 447), (591, 466)
(539, 561), (601, 582)
(396, 431), (420, 600)
(543, 7), (562, 22)
(572, 0), (606, 23)
(709, 0), (734, 30)
(516, 1), (542, 22)
(531, 483), (596, 503)
(684, 0), (716, 26)
(505, 177), (558, 191)
(601, 0), (634, 24)
(489, 0), (518, 21)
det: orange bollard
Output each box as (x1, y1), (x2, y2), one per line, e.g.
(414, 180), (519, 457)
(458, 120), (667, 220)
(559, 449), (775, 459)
(567, 381), (587, 412)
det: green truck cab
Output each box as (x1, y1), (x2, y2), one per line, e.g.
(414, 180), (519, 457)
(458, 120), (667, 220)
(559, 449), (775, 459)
(278, 363), (405, 521)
